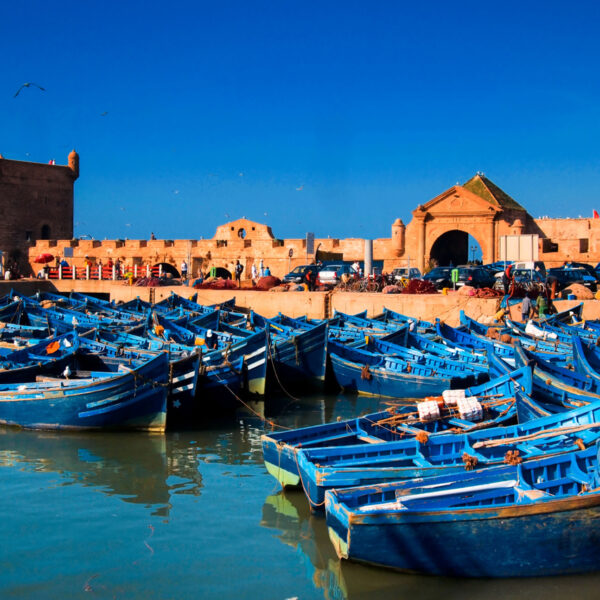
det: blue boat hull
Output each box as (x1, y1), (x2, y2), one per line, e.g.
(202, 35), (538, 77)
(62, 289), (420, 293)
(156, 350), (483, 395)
(327, 494), (600, 577)
(0, 353), (168, 431)
(329, 350), (482, 398)
(269, 323), (328, 389)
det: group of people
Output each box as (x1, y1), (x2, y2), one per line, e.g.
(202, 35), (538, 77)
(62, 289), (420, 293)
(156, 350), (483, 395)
(520, 292), (550, 321)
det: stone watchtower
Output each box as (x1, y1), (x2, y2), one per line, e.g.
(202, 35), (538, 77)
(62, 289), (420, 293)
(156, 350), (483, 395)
(0, 150), (78, 272)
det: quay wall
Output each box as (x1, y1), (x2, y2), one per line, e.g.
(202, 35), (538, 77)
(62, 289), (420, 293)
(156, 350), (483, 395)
(3, 280), (599, 327)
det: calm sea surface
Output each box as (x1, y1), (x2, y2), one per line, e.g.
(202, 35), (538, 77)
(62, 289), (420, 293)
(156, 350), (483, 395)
(1, 392), (600, 599)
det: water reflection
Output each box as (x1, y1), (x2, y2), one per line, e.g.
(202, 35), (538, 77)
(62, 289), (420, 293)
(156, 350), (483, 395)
(258, 397), (600, 600)
(261, 489), (600, 600)
(0, 428), (203, 518)
(261, 490), (346, 600)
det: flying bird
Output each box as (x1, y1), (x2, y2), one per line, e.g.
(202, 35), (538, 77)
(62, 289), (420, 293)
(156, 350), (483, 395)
(296, 185), (304, 191)
(14, 82), (46, 97)
(100, 111), (108, 116)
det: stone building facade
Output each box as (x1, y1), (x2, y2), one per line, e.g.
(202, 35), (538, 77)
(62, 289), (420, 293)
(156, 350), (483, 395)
(0, 151), (78, 271)
(23, 160), (600, 278)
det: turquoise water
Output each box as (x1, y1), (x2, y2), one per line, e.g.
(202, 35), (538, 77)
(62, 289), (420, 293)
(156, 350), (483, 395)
(1, 393), (600, 599)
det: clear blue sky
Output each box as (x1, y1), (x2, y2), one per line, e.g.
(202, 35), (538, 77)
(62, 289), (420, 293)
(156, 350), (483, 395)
(3, 1), (600, 242)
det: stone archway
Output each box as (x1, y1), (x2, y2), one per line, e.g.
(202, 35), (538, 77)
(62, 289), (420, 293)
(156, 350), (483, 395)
(429, 230), (468, 266)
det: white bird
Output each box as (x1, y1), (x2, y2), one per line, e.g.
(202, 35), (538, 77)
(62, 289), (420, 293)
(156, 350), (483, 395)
(14, 82), (46, 97)
(296, 185), (304, 191)
(63, 365), (71, 379)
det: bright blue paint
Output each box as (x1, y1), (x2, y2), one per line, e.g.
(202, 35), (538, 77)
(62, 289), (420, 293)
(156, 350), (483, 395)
(4, 2), (600, 241)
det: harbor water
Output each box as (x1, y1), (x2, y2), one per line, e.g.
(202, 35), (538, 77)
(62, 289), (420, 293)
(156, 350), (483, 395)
(2, 392), (600, 599)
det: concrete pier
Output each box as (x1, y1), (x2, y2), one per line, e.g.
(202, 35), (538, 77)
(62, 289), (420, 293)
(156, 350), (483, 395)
(3, 279), (598, 327)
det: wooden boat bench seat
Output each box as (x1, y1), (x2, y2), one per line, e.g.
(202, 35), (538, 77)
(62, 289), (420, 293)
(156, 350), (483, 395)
(514, 486), (550, 502)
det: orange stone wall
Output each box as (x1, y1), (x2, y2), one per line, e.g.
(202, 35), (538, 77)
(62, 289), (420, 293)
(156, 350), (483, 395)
(1, 154), (77, 270)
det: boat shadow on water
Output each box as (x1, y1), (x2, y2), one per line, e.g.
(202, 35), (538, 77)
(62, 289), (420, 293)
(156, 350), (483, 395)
(261, 489), (600, 600)
(0, 428), (205, 519)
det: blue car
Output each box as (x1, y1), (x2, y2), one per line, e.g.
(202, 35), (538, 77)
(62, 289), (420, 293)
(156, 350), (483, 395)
(547, 268), (598, 292)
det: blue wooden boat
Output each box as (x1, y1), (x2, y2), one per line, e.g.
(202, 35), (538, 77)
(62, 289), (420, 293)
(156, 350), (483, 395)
(328, 339), (486, 399)
(0, 331), (80, 382)
(251, 313), (328, 389)
(540, 302), (584, 325)
(512, 342), (600, 410)
(505, 316), (598, 346)
(376, 308), (434, 333)
(325, 444), (600, 577)
(0, 351), (169, 431)
(437, 319), (572, 361)
(459, 310), (506, 335)
(332, 311), (401, 334)
(383, 327), (487, 366)
(170, 354), (246, 421)
(77, 334), (202, 421)
(24, 302), (141, 332)
(295, 393), (600, 509)
(365, 337), (488, 375)
(200, 328), (268, 396)
(0, 321), (47, 342)
(262, 366), (532, 488)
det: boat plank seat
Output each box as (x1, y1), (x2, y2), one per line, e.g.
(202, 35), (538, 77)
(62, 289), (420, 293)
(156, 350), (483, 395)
(356, 435), (386, 444)
(514, 486), (550, 501)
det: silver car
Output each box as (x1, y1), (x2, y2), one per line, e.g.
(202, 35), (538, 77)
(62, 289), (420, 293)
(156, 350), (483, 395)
(391, 267), (421, 283)
(318, 264), (355, 286)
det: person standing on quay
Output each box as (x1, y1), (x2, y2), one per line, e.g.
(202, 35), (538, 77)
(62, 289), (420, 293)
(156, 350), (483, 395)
(521, 292), (533, 322)
(251, 263), (258, 285)
(234, 260), (243, 288)
(181, 260), (188, 282)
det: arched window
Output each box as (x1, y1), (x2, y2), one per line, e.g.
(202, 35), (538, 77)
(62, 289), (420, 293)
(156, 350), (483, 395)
(41, 224), (51, 240)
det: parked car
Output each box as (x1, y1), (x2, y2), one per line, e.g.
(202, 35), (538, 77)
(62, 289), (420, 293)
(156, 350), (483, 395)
(492, 268), (545, 291)
(318, 263), (355, 286)
(422, 267), (454, 290)
(512, 261), (547, 277)
(391, 267), (421, 283)
(482, 261), (514, 274)
(562, 262), (598, 281)
(453, 266), (497, 289)
(547, 268), (598, 292)
(282, 264), (320, 284)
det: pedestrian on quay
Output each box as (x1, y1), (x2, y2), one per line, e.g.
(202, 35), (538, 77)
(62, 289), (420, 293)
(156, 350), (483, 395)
(521, 292), (533, 322)
(264, 265), (271, 277)
(502, 264), (513, 295)
(251, 263), (258, 285)
(536, 293), (548, 318)
(181, 260), (188, 282)
(234, 260), (243, 288)
(305, 268), (315, 291)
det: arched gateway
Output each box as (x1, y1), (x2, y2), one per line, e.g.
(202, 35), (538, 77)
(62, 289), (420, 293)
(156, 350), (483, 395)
(429, 230), (477, 266)
(406, 174), (529, 272)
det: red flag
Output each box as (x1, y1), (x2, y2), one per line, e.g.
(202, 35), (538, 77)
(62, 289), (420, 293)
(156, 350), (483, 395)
(594, 209), (599, 219)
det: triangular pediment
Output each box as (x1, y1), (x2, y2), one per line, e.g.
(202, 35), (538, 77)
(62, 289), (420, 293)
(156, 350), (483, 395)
(416, 186), (501, 217)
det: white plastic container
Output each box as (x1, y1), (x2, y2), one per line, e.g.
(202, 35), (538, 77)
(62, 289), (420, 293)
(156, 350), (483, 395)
(442, 389), (466, 407)
(457, 397), (483, 421)
(417, 400), (441, 422)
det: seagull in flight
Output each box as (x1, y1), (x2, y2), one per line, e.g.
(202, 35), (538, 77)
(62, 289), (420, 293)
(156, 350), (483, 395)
(14, 82), (46, 97)
(100, 111), (108, 116)
(296, 185), (304, 191)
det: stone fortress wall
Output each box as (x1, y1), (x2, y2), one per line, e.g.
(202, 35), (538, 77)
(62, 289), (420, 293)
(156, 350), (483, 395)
(0, 151), (78, 267)
(0, 151), (596, 279)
